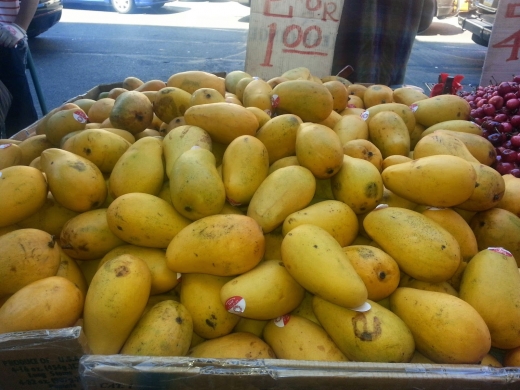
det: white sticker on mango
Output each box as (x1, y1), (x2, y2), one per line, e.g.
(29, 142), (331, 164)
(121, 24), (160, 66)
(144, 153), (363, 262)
(350, 302), (372, 312)
(73, 110), (88, 124)
(225, 296), (246, 314)
(488, 247), (513, 257)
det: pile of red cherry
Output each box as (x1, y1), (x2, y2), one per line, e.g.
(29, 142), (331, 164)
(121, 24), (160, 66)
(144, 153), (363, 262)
(458, 75), (520, 177)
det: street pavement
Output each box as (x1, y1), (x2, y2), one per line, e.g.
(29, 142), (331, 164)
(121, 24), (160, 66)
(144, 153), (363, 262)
(27, 1), (488, 115)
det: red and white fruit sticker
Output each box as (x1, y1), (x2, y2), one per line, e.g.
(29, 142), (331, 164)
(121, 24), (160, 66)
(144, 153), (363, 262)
(409, 103), (418, 113)
(271, 94), (280, 109)
(360, 110), (369, 121)
(73, 110), (88, 124)
(274, 315), (291, 328)
(225, 296), (246, 314)
(488, 247), (513, 257)
(0, 144), (13, 149)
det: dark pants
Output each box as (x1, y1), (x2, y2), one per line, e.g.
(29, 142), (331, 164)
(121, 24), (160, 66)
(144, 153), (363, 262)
(332, 0), (424, 86)
(0, 38), (38, 138)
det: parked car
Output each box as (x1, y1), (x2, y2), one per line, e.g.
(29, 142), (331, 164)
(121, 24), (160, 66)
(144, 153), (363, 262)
(62, 0), (167, 14)
(27, 0), (63, 38)
(458, 0), (498, 46)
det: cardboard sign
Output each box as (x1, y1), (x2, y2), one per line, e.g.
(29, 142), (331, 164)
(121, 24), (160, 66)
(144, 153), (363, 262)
(245, 0), (345, 80)
(480, 1), (520, 85)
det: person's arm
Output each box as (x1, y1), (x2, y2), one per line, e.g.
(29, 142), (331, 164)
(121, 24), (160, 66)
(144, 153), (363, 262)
(14, 0), (40, 31)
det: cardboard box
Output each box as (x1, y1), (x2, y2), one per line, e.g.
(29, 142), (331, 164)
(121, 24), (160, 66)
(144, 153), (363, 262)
(0, 327), (88, 390)
(79, 355), (520, 390)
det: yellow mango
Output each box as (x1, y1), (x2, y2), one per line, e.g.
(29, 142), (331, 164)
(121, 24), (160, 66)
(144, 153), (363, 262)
(99, 245), (179, 296)
(60, 208), (126, 260)
(0, 165), (48, 227)
(268, 155), (300, 175)
(497, 175), (520, 217)
(343, 245), (401, 301)
(381, 155), (477, 208)
(409, 123), (426, 150)
(343, 139), (383, 172)
(167, 70), (226, 96)
(295, 123), (343, 179)
(0, 276), (83, 334)
(413, 131), (480, 163)
(380, 187), (417, 209)
(102, 127), (136, 144)
(271, 80), (333, 122)
(313, 297), (415, 363)
(166, 214), (265, 276)
(411, 94), (471, 128)
(61, 128), (131, 174)
(420, 207), (478, 261)
(55, 249), (88, 298)
(430, 130), (496, 166)
(282, 200), (358, 247)
(347, 83), (367, 99)
(332, 114), (369, 145)
(45, 108), (89, 146)
(134, 79), (166, 93)
(17, 134), (54, 166)
(263, 314), (348, 361)
(170, 147), (225, 220)
(234, 77), (254, 102)
(389, 287), (491, 364)
(187, 332), (276, 359)
(363, 102), (416, 134)
(109, 90), (154, 135)
(421, 119), (484, 138)
(367, 111), (411, 158)
(392, 87), (429, 105)
(242, 78), (273, 114)
(120, 300), (193, 356)
(247, 165), (316, 233)
(362, 84), (394, 108)
(222, 135), (269, 206)
(456, 162), (505, 212)
(83, 254), (151, 355)
(109, 136), (164, 198)
(363, 206), (461, 283)
(106, 192), (191, 248)
(189, 87), (225, 107)
(459, 248), (520, 349)
(224, 70), (251, 94)
(0, 143), (22, 169)
(399, 275), (459, 297)
(281, 66), (313, 80)
(40, 148), (107, 213)
(184, 102), (259, 144)
(469, 208), (520, 264)
(323, 80), (349, 113)
(281, 224), (367, 309)
(381, 155), (412, 170)
(153, 87), (192, 124)
(34, 102), (81, 136)
(331, 155), (384, 214)
(255, 114), (302, 165)
(0, 228), (61, 297)
(87, 97), (115, 124)
(233, 318), (267, 338)
(220, 260), (305, 321)
(245, 106), (271, 128)
(290, 291), (320, 325)
(180, 273), (240, 339)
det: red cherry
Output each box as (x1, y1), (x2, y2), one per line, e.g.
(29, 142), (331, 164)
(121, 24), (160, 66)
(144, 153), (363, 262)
(501, 149), (517, 163)
(495, 162), (515, 175)
(511, 135), (520, 148)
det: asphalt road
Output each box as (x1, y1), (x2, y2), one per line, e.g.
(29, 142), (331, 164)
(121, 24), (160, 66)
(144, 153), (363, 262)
(27, 1), (488, 116)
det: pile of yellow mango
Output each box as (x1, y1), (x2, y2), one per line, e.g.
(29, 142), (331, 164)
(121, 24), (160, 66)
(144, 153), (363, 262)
(1, 67), (520, 367)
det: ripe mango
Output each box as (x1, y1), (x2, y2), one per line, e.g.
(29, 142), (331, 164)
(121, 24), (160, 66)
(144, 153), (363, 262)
(109, 90), (154, 134)
(389, 287), (491, 364)
(271, 80), (333, 122)
(313, 297), (415, 363)
(363, 206), (461, 283)
(281, 224), (368, 309)
(153, 87), (192, 124)
(167, 70), (226, 96)
(220, 260), (305, 321)
(187, 332), (275, 359)
(255, 114), (302, 165)
(166, 214), (265, 276)
(411, 94), (471, 128)
(263, 314), (348, 361)
(367, 110), (411, 158)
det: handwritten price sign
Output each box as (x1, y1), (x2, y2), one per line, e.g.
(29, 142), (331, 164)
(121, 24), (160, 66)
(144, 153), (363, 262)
(245, 0), (345, 80)
(480, 1), (520, 85)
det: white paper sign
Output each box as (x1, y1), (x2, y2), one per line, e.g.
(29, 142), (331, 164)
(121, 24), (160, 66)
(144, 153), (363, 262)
(245, 0), (345, 80)
(480, 1), (520, 86)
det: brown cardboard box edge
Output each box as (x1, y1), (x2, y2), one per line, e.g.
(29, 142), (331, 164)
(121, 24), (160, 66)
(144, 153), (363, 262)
(0, 326), (87, 390)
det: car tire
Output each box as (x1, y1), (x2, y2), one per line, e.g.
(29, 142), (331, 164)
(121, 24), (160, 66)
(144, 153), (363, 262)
(111, 0), (135, 14)
(471, 33), (489, 47)
(418, 0), (435, 33)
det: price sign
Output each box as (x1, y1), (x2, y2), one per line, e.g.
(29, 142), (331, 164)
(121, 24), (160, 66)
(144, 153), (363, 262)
(480, 1), (520, 85)
(244, 0), (345, 80)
